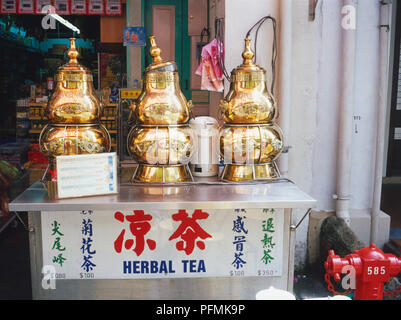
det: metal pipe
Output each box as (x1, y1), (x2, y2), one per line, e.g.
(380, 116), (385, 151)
(288, 209), (296, 293)
(371, 0), (391, 244)
(335, 0), (357, 226)
(277, 0), (292, 178)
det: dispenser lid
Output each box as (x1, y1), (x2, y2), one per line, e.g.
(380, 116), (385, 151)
(144, 36), (177, 73)
(189, 116), (218, 127)
(56, 38), (91, 74)
(190, 117), (219, 137)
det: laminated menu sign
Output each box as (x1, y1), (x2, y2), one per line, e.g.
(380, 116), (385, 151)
(71, 0), (86, 14)
(41, 208), (284, 279)
(56, 153), (118, 199)
(88, 0), (103, 14)
(18, 0), (34, 13)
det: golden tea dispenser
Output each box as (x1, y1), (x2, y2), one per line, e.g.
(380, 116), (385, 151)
(46, 39), (103, 124)
(39, 38), (111, 190)
(219, 38), (283, 182)
(127, 36), (195, 183)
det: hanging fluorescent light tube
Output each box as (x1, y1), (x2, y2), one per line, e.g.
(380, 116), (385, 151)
(48, 13), (81, 34)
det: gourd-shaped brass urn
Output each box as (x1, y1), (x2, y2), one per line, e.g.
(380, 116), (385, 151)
(127, 36), (195, 183)
(39, 38), (111, 185)
(219, 38), (283, 182)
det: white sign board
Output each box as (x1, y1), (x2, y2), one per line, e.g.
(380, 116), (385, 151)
(56, 153), (118, 199)
(41, 208), (284, 280)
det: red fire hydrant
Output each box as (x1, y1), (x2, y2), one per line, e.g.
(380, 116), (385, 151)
(324, 243), (401, 300)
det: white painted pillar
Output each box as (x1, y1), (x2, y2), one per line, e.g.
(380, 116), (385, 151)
(371, 0), (391, 244)
(276, 0), (292, 178)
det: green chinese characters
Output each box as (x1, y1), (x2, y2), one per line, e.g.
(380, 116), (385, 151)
(51, 220), (67, 266)
(261, 209), (276, 265)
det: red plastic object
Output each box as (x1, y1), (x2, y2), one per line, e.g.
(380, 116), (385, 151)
(28, 152), (48, 164)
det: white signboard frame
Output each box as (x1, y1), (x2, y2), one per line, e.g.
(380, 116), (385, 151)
(41, 208), (284, 280)
(56, 153), (118, 199)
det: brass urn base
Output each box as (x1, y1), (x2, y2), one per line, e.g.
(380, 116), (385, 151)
(39, 161), (59, 199)
(132, 164), (194, 183)
(46, 180), (58, 200)
(220, 162), (280, 182)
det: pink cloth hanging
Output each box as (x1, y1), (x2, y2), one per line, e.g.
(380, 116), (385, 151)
(195, 39), (224, 92)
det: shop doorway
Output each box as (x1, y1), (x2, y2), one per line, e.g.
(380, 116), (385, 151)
(143, 0), (191, 100)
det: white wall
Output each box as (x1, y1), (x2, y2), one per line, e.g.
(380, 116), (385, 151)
(224, 0), (387, 270)
(309, 0), (382, 213)
(224, 0), (279, 93)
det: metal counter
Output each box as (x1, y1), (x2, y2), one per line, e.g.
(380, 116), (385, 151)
(10, 179), (316, 300)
